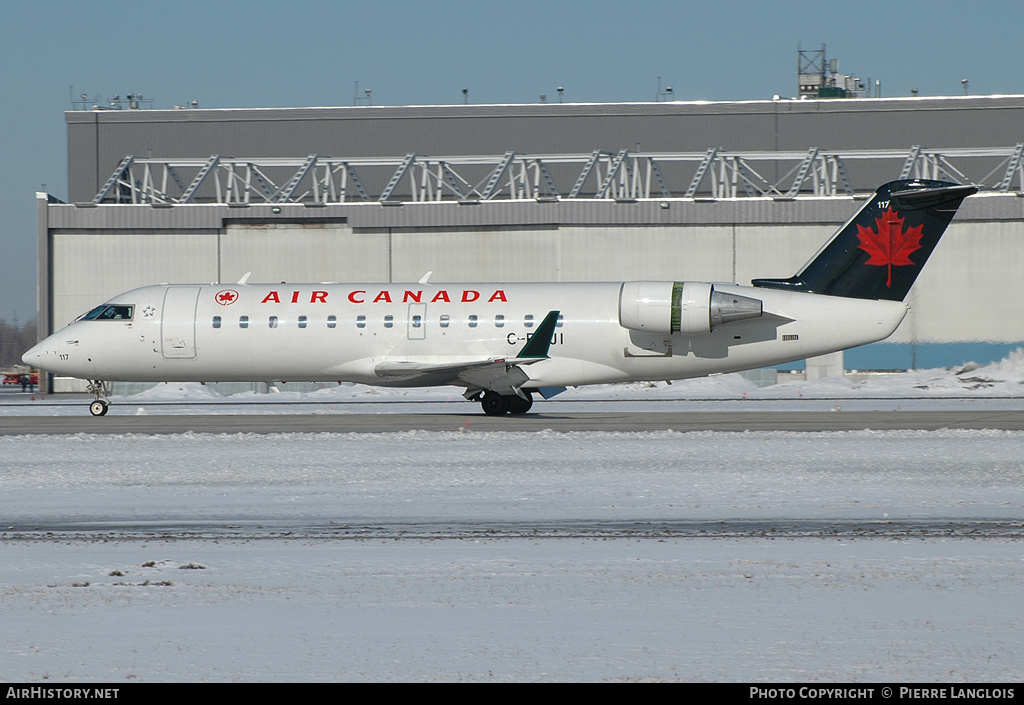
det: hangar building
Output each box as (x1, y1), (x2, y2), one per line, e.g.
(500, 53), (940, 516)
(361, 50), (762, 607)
(37, 95), (1024, 392)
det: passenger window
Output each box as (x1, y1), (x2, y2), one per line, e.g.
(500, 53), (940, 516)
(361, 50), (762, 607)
(269, 316), (279, 329)
(327, 315), (337, 329)
(495, 314), (504, 328)
(239, 315), (249, 329)
(439, 315), (450, 328)
(524, 314), (534, 328)
(384, 315), (394, 328)
(298, 315), (308, 329)
(411, 315), (422, 328)
(556, 314), (564, 328)
(468, 315), (478, 328)
(212, 316), (221, 329)
(356, 315), (366, 329)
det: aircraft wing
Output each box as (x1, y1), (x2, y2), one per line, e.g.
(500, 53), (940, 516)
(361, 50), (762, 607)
(374, 357), (544, 394)
(374, 310), (560, 395)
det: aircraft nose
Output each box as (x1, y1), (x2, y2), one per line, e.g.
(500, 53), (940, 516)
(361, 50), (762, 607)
(22, 342), (42, 366)
(22, 332), (61, 370)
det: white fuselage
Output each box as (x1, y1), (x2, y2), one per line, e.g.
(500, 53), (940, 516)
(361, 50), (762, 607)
(26, 280), (908, 391)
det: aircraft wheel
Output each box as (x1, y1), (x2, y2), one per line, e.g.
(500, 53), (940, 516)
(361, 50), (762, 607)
(481, 392), (509, 416)
(507, 393), (533, 415)
(89, 400), (109, 417)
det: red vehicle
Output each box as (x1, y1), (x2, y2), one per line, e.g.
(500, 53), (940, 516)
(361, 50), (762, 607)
(3, 372), (38, 386)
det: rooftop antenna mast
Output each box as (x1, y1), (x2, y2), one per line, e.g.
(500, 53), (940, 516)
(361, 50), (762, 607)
(353, 82), (372, 106)
(797, 43), (827, 98)
(656, 77), (674, 102)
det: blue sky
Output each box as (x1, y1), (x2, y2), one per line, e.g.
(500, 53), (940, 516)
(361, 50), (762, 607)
(1, 0), (1021, 324)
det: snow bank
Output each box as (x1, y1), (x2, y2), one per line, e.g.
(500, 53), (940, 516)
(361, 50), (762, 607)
(114, 348), (1024, 403)
(130, 382), (225, 401)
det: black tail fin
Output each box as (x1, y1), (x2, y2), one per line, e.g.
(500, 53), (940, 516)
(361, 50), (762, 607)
(752, 179), (977, 301)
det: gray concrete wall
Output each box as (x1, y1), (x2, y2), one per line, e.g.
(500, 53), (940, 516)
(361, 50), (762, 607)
(50, 230), (219, 331)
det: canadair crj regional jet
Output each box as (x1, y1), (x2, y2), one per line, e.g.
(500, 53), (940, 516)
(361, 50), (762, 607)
(24, 180), (975, 416)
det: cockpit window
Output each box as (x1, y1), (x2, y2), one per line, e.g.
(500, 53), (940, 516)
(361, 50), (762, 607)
(81, 304), (134, 321)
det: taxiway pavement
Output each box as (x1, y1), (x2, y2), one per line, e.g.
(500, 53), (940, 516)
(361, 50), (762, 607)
(3, 409), (1024, 434)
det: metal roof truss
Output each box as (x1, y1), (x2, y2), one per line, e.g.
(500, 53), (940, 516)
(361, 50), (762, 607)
(92, 145), (1024, 205)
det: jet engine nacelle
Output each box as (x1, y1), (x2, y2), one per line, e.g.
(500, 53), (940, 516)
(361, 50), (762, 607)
(618, 281), (763, 335)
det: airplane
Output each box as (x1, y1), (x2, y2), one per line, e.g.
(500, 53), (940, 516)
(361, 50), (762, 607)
(23, 179), (976, 417)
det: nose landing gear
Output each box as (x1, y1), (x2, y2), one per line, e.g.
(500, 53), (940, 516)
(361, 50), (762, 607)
(86, 380), (110, 416)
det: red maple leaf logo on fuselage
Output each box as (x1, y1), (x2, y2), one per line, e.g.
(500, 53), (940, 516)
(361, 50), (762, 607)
(856, 206), (924, 287)
(215, 289), (239, 305)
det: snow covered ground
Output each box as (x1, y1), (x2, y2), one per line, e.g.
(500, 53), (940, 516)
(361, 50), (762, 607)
(2, 355), (1024, 682)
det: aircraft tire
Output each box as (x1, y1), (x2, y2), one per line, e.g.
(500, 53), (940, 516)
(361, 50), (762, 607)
(481, 392), (509, 416)
(89, 400), (109, 417)
(507, 393), (533, 415)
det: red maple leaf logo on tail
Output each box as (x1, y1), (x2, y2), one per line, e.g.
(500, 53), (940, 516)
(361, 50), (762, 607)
(856, 206), (924, 287)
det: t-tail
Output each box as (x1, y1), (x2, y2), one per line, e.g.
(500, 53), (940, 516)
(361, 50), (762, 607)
(752, 179), (977, 301)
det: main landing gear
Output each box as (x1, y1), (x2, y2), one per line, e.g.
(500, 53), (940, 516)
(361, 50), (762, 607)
(86, 380), (110, 416)
(480, 390), (533, 416)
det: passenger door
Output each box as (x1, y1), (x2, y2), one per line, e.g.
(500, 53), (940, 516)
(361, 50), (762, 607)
(161, 286), (201, 359)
